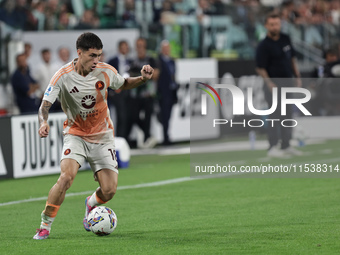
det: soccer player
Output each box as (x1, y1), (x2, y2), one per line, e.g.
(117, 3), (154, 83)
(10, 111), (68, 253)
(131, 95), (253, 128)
(33, 32), (154, 240)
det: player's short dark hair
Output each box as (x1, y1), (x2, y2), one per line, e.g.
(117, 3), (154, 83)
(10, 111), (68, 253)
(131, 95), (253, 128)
(265, 12), (280, 24)
(76, 32), (103, 51)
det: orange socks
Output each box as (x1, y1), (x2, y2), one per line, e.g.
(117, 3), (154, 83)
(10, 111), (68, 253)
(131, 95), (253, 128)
(41, 202), (60, 231)
(95, 193), (106, 204)
(88, 191), (107, 207)
(43, 203), (60, 218)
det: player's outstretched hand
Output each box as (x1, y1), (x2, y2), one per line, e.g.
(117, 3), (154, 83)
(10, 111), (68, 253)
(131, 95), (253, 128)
(141, 65), (154, 81)
(39, 122), (50, 138)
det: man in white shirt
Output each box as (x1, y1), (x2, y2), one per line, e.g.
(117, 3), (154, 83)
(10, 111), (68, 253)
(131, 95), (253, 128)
(56, 47), (71, 66)
(32, 48), (59, 99)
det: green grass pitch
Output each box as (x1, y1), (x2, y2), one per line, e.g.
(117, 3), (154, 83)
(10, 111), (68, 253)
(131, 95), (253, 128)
(0, 140), (340, 254)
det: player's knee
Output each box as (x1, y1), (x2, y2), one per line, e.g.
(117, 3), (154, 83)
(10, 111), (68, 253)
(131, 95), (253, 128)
(58, 172), (75, 190)
(102, 185), (117, 200)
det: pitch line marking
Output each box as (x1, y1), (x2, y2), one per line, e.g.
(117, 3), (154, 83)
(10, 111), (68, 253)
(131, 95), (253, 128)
(0, 177), (193, 207)
(1, 155), (339, 207)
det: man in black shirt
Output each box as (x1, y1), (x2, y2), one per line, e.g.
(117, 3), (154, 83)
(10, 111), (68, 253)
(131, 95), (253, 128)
(128, 38), (159, 148)
(256, 13), (302, 157)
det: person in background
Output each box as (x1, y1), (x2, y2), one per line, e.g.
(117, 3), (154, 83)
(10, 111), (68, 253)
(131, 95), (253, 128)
(56, 47), (71, 66)
(311, 48), (340, 115)
(24, 42), (32, 58)
(11, 53), (40, 114)
(108, 40), (131, 140)
(255, 12), (302, 157)
(157, 40), (177, 146)
(24, 42), (35, 67)
(32, 48), (59, 99)
(128, 37), (159, 148)
(313, 48), (340, 78)
(75, 9), (100, 29)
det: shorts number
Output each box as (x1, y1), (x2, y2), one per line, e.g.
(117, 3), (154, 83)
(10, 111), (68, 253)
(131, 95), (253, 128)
(108, 149), (116, 161)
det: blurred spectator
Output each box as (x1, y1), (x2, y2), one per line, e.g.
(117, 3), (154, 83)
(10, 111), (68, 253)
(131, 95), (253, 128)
(55, 46), (71, 67)
(210, 0), (226, 15)
(31, 1), (46, 31)
(295, 1), (312, 23)
(311, 0), (328, 24)
(309, 48), (340, 115)
(100, 0), (117, 28)
(281, 1), (301, 24)
(56, 47), (71, 66)
(0, 0), (29, 30)
(108, 40), (131, 77)
(44, 0), (60, 30)
(32, 48), (59, 99)
(154, 0), (175, 23)
(17, 0), (37, 30)
(329, 0), (340, 25)
(11, 53), (40, 114)
(157, 40), (178, 146)
(190, 0), (216, 20)
(128, 38), (159, 148)
(75, 9), (100, 29)
(24, 42), (32, 58)
(108, 40), (132, 140)
(56, 10), (70, 30)
(313, 49), (340, 78)
(121, 0), (136, 27)
(24, 42), (37, 75)
(172, 0), (196, 14)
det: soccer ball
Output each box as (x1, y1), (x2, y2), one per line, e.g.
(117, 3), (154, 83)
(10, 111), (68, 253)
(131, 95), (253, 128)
(87, 206), (117, 236)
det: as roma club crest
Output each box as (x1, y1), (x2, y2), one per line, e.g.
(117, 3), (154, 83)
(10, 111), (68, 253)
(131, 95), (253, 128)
(64, 149), (71, 155)
(95, 81), (105, 90)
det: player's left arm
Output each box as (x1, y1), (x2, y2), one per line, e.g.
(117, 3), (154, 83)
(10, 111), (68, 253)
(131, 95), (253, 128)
(291, 57), (302, 87)
(120, 65), (154, 90)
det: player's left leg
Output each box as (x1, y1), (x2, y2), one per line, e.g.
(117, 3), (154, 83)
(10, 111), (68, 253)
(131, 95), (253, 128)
(84, 141), (119, 231)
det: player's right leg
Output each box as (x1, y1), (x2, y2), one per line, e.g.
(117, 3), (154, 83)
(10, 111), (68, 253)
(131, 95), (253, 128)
(33, 158), (80, 240)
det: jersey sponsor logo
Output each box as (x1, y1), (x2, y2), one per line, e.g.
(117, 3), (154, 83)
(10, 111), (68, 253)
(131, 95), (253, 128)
(69, 86), (79, 93)
(44, 85), (53, 96)
(80, 109), (99, 118)
(81, 95), (96, 109)
(64, 148), (71, 155)
(95, 81), (105, 90)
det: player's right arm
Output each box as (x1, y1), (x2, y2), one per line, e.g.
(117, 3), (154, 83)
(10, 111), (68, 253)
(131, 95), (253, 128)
(38, 66), (64, 137)
(255, 68), (276, 92)
(38, 100), (52, 138)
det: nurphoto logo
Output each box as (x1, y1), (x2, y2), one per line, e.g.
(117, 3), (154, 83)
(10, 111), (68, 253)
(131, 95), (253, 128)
(197, 82), (312, 128)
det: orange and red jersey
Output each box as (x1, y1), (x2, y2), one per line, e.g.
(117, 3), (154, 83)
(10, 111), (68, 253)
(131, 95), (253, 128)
(43, 58), (125, 143)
